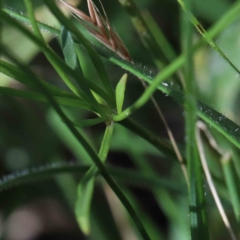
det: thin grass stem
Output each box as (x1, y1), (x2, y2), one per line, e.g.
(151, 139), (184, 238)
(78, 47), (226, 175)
(196, 121), (237, 240)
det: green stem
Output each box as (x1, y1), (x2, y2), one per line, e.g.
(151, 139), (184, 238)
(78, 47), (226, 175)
(182, 0), (209, 239)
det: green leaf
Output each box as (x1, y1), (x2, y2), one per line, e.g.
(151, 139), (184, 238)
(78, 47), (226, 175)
(0, 87), (94, 111)
(72, 117), (105, 128)
(60, 26), (82, 74)
(116, 73), (127, 114)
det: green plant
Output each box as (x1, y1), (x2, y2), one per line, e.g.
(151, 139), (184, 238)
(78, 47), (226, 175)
(1, 0), (240, 239)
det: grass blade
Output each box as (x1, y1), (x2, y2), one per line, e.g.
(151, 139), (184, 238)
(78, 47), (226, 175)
(182, 0), (209, 238)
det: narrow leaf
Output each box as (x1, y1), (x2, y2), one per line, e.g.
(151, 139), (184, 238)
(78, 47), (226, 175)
(116, 73), (127, 114)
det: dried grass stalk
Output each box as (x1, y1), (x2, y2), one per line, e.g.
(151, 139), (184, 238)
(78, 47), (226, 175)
(57, 0), (132, 61)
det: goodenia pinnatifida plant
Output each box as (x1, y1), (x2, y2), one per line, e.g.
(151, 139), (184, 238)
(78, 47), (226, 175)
(1, 0), (240, 239)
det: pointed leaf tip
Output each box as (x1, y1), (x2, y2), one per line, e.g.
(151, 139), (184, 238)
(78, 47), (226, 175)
(116, 73), (128, 114)
(77, 216), (91, 235)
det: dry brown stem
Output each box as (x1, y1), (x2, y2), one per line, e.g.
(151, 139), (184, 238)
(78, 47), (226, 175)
(57, 0), (132, 61)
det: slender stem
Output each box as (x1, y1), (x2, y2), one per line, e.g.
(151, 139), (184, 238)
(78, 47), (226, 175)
(196, 122), (237, 240)
(182, 0), (209, 238)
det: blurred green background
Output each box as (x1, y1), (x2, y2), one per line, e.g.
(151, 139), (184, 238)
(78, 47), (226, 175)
(1, 0), (240, 239)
